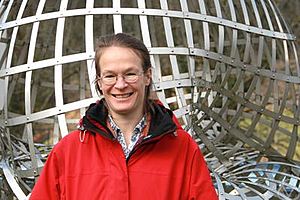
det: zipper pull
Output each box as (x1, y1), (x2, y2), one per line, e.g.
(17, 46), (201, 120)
(143, 135), (152, 140)
(173, 131), (177, 136)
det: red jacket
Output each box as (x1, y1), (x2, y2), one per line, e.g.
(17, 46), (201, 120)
(30, 100), (218, 199)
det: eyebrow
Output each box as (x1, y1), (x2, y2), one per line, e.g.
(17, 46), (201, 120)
(101, 66), (141, 74)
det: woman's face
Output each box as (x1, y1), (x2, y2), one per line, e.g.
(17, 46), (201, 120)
(97, 46), (151, 117)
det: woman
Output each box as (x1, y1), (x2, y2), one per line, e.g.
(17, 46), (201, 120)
(30, 33), (218, 199)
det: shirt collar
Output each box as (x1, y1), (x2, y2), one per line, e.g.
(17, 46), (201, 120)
(108, 114), (147, 137)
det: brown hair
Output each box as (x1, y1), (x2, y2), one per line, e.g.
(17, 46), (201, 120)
(94, 33), (154, 112)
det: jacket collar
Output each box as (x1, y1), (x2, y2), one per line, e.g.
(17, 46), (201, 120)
(79, 99), (177, 140)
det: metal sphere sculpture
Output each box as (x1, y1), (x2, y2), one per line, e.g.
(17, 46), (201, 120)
(0, 0), (299, 199)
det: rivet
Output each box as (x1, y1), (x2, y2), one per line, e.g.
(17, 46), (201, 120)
(191, 50), (194, 54)
(165, 12), (168, 15)
(6, 71), (8, 74)
(27, 117), (30, 120)
(260, 109), (264, 112)
(204, 17), (207, 20)
(243, 64), (246, 68)
(206, 52), (209, 56)
(219, 56), (222, 59)
(141, 10), (145, 14)
(5, 121), (8, 124)
(278, 115), (282, 119)
(231, 59), (234, 63)
(178, 82), (181, 85)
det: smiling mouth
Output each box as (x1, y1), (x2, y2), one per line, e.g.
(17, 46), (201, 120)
(112, 92), (133, 98)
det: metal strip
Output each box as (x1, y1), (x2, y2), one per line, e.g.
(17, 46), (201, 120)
(0, 8), (295, 40)
(1, 161), (27, 200)
(113, 0), (122, 33)
(53, 0), (69, 137)
(267, 0), (298, 160)
(24, 3), (47, 176)
(0, 0), (14, 38)
(160, 0), (188, 124)
(180, 0), (195, 127)
(137, 0), (151, 47)
(0, 52), (93, 78)
(6, 97), (98, 126)
(80, 62), (87, 117)
(85, 0), (97, 98)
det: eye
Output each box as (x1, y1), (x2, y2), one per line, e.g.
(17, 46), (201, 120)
(125, 72), (137, 77)
(103, 74), (115, 78)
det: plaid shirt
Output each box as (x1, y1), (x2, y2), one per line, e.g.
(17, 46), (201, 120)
(108, 115), (146, 159)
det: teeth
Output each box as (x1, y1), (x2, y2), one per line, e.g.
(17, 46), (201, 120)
(114, 93), (131, 98)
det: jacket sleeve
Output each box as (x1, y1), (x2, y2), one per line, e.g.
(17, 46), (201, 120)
(29, 149), (61, 200)
(189, 147), (218, 200)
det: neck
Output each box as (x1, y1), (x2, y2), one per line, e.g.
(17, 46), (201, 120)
(109, 111), (144, 135)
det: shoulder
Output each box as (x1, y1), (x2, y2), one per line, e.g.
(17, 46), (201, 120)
(172, 127), (199, 151)
(51, 130), (83, 153)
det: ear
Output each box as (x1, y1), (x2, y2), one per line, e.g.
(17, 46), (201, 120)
(144, 68), (152, 86)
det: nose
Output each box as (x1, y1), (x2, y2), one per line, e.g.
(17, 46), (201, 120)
(114, 75), (128, 89)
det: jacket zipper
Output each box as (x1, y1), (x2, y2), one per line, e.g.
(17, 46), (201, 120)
(126, 128), (177, 163)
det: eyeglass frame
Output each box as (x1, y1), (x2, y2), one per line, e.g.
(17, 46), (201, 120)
(97, 71), (145, 86)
